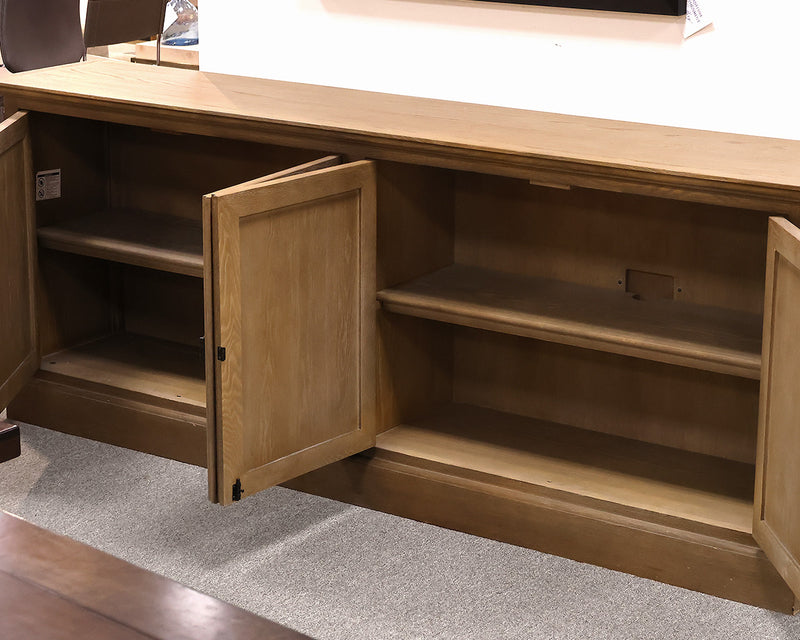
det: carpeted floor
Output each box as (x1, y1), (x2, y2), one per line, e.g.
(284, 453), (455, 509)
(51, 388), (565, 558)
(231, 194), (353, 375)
(1, 422), (799, 640)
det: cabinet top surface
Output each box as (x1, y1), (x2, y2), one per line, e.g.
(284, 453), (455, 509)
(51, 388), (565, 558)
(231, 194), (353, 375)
(1, 59), (799, 192)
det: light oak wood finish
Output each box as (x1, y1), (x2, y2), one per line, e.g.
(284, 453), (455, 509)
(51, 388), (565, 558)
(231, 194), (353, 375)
(453, 328), (760, 464)
(40, 333), (206, 414)
(35, 250), (115, 358)
(0, 512), (313, 639)
(203, 194), (219, 501)
(27, 112), (107, 229)
(376, 313), (453, 435)
(37, 209), (204, 276)
(4, 61), (800, 611)
(287, 451), (794, 613)
(454, 175), (770, 316)
(377, 403), (754, 533)
(754, 217), (800, 602)
(2, 60), (800, 213)
(207, 161), (377, 505)
(10, 376), (206, 466)
(203, 156), (343, 502)
(107, 124), (327, 222)
(379, 264), (763, 379)
(122, 267), (205, 347)
(0, 112), (37, 412)
(374, 161), (455, 433)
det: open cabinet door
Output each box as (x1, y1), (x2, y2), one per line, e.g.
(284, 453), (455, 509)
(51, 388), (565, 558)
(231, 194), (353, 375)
(754, 217), (800, 604)
(204, 159), (376, 505)
(0, 112), (38, 414)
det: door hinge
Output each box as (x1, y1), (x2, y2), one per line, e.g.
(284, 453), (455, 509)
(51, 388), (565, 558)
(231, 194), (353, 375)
(232, 479), (243, 501)
(217, 346), (226, 361)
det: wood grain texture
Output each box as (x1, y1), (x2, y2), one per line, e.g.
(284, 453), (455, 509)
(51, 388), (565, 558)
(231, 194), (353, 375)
(2, 61), (800, 212)
(0, 512), (313, 639)
(203, 194), (219, 502)
(374, 161), (455, 433)
(0, 111), (37, 412)
(28, 112), (108, 230)
(376, 313), (453, 435)
(286, 452), (794, 614)
(39, 333), (206, 413)
(753, 217), (800, 601)
(379, 264), (762, 379)
(454, 175), (770, 317)
(122, 266), (205, 347)
(37, 209), (204, 276)
(375, 160), (454, 290)
(205, 155), (355, 502)
(453, 328), (760, 464)
(210, 161), (376, 504)
(106, 123), (328, 222)
(230, 155), (342, 189)
(377, 403), (754, 533)
(9, 376), (206, 466)
(35, 250), (115, 358)
(0, 571), (152, 640)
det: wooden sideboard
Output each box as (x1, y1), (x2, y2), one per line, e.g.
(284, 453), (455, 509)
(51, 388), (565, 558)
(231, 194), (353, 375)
(1, 59), (800, 613)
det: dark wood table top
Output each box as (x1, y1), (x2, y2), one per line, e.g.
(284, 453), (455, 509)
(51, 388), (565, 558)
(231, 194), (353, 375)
(0, 511), (313, 639)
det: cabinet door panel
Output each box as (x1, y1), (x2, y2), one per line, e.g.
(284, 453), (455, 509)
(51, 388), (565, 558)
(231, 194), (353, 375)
(0, 112), (37, 411)
(205, 160), (376, 505)
(754, 217), (800, 601)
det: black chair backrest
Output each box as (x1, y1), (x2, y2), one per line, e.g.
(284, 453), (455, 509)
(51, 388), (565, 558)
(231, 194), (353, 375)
(0, 0), (85, 73)
(84, 0), (166, 48)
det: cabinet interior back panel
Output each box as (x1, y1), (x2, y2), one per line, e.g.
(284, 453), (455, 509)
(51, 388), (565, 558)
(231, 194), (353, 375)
(29, 113), (107, 229)
(122, 266), (205, 348)
(453, 327), (760, 464)
(107, 125), (329, 221)
(454, 173), (769, 315)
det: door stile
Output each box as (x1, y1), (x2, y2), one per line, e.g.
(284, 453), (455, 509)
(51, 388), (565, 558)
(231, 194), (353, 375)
(0, 111), (38, 412)
(753, 216), (800, 603)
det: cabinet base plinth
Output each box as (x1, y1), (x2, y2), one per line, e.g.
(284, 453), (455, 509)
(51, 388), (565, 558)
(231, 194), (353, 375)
(8, 376), (207, 467)
(286, 451), (794, 614)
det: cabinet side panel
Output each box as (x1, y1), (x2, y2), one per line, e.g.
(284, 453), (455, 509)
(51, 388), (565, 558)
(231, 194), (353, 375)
(377, 313), (453, 433)
(36, 252), (115, 357)
(453, 328), (759, 463)
(376, 161), (454, 290)
(375, 161), (455, 432)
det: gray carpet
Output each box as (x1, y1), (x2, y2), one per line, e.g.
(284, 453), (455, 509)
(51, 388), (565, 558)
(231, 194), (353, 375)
(1, 422), (799, 640)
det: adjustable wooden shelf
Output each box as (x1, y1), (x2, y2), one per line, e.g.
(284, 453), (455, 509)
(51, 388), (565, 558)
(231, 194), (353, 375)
(1, 59), (799, 614)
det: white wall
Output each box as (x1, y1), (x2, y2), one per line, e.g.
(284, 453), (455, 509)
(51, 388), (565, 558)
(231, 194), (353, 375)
(199, 0), (800, 140)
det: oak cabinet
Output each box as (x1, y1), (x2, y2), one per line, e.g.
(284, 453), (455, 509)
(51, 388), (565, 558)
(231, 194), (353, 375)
(0, 110), (376, 505)
(1, 60), (800, 613)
